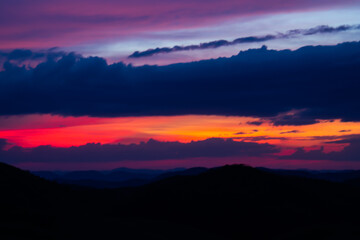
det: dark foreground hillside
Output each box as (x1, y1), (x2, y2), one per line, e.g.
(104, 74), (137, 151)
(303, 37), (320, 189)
(1, 163), (360, 240)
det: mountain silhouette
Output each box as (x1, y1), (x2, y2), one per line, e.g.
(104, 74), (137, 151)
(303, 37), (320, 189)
(259, 167), (360, 182)
(1, 163), (360, 239)
(154, 167), (208, 180)
(32, 167), (204, 188)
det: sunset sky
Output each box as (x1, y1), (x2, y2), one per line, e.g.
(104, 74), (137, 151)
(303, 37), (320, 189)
(1, 0), (360, 170)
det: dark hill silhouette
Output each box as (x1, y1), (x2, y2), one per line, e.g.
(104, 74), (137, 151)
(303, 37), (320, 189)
(62, 170), (105, 180)
(33, 166), (360, 189)
(115, 165), (360, 239)
(259, 167), (360, 182)
(32, 170), (61, 180)
(345, 177), (360, 188)
(32, 167), (201, 188)
(111, 167), (169, 175)
(59, 178), (150, 188)
(0, 162), (69, 239)
(1, 163), (360, 239)
(0, 162), (62, 204)
(154, 167), (208, 180)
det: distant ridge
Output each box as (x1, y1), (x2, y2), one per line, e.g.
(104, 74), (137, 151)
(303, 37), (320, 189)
(32, 166), (205, 188)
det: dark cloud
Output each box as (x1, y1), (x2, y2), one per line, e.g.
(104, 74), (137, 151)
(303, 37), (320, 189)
(235, 132), (246, 135)
(280, 130), (301, 134)
(325, 135), (360, 144)
(247, 121), (263, 126)
(128, 24), (360, 58)
(267, 110), (320, 126)
(0, 138), (279, 164)
(339, 130), (351, 133)
(1, 41), (360, 124)
(1, 49), (34, 60)
(233, 136), (289, 141)
(302, 24), (359, 35)
(129, 36), (275, 58)
(281, 137), (360, 161)
(300, 134), (360, 143)
(0, 48), (69, 66)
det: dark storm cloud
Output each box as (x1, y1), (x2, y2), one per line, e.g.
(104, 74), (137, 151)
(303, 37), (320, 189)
(281, 136), (360, 161)
(128, 24), (360, 58)
(0, 138), (279, 164)
(1, 41), (360, 124)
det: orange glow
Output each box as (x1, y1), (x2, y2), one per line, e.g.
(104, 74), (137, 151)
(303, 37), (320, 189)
(0, 114), (360, 150)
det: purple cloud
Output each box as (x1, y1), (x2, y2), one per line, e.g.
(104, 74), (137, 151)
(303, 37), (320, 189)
(0, 138), (279, 164)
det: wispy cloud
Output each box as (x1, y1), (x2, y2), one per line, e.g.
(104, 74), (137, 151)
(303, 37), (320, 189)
(280, 130), (301, 134)
(129, 24), (360, 58)
(281, 136), (360, 161)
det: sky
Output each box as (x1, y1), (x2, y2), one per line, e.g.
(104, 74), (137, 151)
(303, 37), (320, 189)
(1, 0), (360, 170)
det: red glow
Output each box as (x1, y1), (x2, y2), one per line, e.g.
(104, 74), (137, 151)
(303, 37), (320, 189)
(0, 114), (359, 148)
(1, 114), (359, 170)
